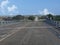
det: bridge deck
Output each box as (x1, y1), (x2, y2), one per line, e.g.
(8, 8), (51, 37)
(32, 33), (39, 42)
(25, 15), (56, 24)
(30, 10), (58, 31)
(0, 21), (60, 45)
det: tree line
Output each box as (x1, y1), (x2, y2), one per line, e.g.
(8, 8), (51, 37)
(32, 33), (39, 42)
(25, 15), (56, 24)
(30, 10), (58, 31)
(2, 14), (60, 21)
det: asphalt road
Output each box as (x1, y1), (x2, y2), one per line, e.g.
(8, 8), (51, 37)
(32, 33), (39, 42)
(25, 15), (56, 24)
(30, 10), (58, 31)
(0, 21), (60, 45)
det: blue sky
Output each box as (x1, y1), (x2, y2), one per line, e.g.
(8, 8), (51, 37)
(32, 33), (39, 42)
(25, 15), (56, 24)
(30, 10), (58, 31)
(0, 0), (60, 16)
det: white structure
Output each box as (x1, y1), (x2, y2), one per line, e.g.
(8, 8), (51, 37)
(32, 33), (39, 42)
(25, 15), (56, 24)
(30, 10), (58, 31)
(34, 16), (38, 21)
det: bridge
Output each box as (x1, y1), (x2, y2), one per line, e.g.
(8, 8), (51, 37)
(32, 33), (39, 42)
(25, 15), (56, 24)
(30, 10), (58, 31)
(0, 19), (60, 45)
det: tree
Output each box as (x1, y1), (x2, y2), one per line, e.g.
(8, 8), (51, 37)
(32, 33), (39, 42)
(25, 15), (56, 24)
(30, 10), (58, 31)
(47, 14), (53, 19)
(28, 16), (35, 21)
(54, 15), (60, 21)
(12, 15), (24, 20)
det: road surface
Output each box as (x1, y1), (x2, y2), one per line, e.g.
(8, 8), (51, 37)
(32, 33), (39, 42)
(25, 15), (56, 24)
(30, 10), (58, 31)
(0, 21), (60, 45)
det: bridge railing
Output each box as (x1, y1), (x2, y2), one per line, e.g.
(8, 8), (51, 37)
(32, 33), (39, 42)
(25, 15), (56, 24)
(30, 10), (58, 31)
(46, 18), (60, 29)
(0, 20), (21, 26)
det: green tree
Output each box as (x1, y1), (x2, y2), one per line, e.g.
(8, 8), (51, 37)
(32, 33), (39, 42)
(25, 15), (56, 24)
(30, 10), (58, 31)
(28, 16), (35, 21)
(12, 15), (24, 20)
(54, 15), (60, 21)
(47, 14), (53, 19)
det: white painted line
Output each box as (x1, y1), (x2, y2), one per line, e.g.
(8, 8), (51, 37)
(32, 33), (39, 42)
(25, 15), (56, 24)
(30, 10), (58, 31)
(17, 27), (53, 29)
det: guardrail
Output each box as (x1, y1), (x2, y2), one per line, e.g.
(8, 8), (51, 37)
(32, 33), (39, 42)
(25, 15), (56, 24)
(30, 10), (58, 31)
(0, 20), (21, 26)
(45, 18), (60, 29)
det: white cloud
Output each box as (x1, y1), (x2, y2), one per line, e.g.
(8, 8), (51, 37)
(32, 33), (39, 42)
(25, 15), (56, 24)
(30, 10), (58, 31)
(0, 0), (9, 14)
(39, 8), (49, 15)
(0, 0), (19, 15)
(0, 0), (9, 8)
(39, 8), (54, 15)
(8, 5), (17, 12)
(43, 9), (49, 15)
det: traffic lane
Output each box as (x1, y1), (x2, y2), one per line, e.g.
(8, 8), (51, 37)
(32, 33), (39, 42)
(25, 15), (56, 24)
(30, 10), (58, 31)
(0, 28), (29, 45)
(25, 28), (60, 45)
(27, 28), (47, 45)
(0, 28), (60, 45)
(45, 28), (60, 45)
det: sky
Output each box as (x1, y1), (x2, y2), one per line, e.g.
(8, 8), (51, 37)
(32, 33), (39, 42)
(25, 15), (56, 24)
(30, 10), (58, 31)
(0, 0), (60, 16)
